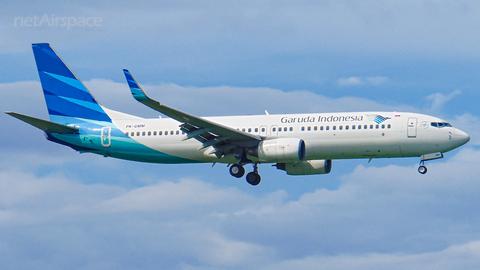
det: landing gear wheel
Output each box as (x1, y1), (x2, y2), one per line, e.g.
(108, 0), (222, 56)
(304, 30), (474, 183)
(229, 164), (245, 178)
(246, 172), (261, 186)
(418, 165), (427, 174)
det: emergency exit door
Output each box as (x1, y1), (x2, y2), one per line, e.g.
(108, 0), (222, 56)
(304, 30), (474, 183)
(101, 127), (111, 147)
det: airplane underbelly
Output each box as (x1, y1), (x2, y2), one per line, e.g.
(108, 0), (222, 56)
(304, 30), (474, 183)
(306, 138), (403, 160)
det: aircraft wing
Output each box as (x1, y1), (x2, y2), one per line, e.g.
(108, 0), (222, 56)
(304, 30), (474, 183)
(123, 69), (262, 157)
(6, 112), (79, 134)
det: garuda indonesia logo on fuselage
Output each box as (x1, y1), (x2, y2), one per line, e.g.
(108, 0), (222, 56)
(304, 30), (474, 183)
(367, 114), (391, 124)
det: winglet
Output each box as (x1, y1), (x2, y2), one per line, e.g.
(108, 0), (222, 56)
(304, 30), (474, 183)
(123, 69), (153, 103)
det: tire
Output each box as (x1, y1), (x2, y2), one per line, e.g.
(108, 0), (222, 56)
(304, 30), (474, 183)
(418, 165), (427, 174)
(246, 172), (261, 186)
(229, 164), (245, 178)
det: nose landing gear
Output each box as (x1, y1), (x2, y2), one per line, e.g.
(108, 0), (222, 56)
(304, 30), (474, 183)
(418, 162), (427, 174)
(417, 152), (443, 174)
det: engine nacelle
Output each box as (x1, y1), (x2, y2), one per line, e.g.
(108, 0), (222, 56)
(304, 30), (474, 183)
(275, 160), (332, 175)
(253, 138), (306, 163)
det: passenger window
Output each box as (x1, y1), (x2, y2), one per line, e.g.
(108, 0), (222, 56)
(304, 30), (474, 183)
(176, 130), (179, 135)
(137, 132), (140, 136)
(248, 128), (252, 132)
(370, 125), (373, 129)
(376, 125), (379, 129)
(284, 127), (287, 132)
(289, 127), (293, 131)
(333, 126), (336, 130)
(255, 128), (258, 132)
(278, 128), (282, 132)
(261, 128), (266, 132)
(170, 131), (174, 135)
(159, 131), (163, 135)
(301, 127), (305, 131)
(320, 126), (324, 131)
(352, 125), (355, 130)
(326, 126), (330, 131)
(358, 125), (361, 129)
(314, 126), (317, 131)
(153, 131), (157, 136)
(142, 131), (146, 136)
(307, 126), (311, 131)
(148, 131), (151, 136)
(242, 128), (246, 132)
(273, 127), (276, 132)
(364, 125), (368, 129)
(387, 124), (391, 129)
(381, 124), (385, 129)
(339, 126), (343, 130)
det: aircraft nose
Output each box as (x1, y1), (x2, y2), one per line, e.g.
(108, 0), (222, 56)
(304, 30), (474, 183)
(455, 129), (470, 146)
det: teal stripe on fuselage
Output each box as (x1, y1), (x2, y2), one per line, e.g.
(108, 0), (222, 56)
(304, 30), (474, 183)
(47, 127), (198, 164)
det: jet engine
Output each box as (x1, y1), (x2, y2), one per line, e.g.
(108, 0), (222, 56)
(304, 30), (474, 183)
(248, 138), (306, 163)
(275, 159), (332, 175)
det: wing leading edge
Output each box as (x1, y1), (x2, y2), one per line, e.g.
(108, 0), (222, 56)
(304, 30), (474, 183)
(122, 69), (261, 158)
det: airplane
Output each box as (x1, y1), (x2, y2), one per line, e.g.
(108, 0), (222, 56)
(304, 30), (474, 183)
(6, 43), (471, 185)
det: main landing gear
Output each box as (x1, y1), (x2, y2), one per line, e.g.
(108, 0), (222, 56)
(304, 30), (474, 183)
(229, 163), (261, 186)
(229, 164), (245, 178)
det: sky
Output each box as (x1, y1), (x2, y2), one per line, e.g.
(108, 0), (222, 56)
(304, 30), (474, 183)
(1, 0), (480, 269)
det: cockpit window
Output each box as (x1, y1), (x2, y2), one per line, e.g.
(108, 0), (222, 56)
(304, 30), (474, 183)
(431, 122), (452, 128)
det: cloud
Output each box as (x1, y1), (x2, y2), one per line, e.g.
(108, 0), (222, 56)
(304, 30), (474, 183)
(1, 79), (414, 123)
(426, 89), (462, 112)
(366, 76), (388, 85)
(1, 148), (480, 269)
(337, 77), (363, 86)
(263, 241), (480, 270)
(337, 76), (388, 86)
(85, 79), (410, 117)
(3, 1), (480, 59)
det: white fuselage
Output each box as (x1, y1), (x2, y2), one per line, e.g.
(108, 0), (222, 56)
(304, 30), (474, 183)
(111, 111), (469, 164)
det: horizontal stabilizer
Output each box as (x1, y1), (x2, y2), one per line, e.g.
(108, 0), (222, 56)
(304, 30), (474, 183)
(6, 112), (78, 134)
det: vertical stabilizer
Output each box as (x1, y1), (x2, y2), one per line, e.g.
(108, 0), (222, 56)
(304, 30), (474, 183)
(32, 43), (111, 124)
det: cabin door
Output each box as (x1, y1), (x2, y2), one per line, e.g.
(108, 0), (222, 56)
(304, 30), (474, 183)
(407, 118), (417, 138)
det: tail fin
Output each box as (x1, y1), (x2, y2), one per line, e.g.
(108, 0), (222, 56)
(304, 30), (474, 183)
(32, 43), (111, 124)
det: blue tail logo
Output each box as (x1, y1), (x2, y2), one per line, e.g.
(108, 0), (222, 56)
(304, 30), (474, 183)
(32, 43), (111, 124)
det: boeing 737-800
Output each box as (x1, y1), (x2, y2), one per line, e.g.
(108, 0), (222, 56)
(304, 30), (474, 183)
(6, 44), (471, 185)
